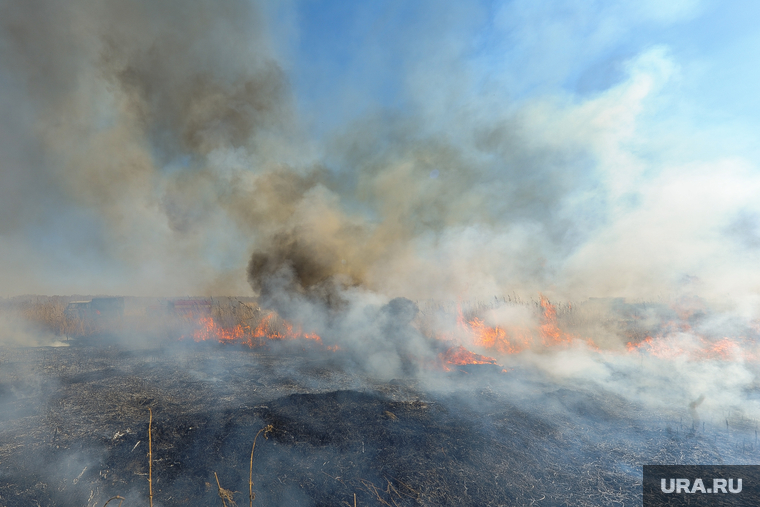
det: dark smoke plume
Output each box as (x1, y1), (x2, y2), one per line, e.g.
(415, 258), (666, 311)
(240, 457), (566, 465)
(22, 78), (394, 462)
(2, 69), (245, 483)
(247, 228), (361, 315)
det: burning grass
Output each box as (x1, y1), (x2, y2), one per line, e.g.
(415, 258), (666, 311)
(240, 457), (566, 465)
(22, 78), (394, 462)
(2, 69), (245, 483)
(0, 296), (328, 349)
(4, 294), (760, 505)
(8, 293), (760, 371)
(418, 294), (760, 368)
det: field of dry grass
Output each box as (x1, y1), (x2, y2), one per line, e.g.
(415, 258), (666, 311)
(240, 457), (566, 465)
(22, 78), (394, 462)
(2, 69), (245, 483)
(1, 296), (274, 343)
(2, 295), (83, 338)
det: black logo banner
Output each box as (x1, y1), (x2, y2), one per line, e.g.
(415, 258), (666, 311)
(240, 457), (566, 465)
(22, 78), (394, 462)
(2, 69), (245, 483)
(644, 465), (760, 506)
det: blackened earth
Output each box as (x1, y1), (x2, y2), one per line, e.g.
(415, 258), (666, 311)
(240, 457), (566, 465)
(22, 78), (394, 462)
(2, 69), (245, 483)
(0, 341), (756, 507)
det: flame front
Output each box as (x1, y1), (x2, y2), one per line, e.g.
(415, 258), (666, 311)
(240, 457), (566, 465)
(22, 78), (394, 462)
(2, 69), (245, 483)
(539, 294), (573, 346)
(438, 295), (757, 365)
(251, 314), (322, 342)
(626, 335), (755, 362)
(468, 317), (530, 354)
(185, 313), (323, 348)
(192, 316), (248, 344)
(183, 295), (757, 368)
(439, 345), (499, 371)
(442, 295), (574, 357)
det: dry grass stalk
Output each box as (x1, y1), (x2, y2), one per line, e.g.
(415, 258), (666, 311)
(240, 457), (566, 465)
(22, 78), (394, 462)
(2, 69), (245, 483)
(102, 496), (125, 507)
(359, 479), (394, 507)
(148, 408), (153, 507)
(249, 424), (274, 506)
(215, 471), (237, 507)
(18, 297), (66, 334)
(358, 478), (413, 507)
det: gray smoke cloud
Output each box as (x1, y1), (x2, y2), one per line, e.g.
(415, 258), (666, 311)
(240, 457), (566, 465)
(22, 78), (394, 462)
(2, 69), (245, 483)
(0, 0), (635, 301)
(0, 0), (301, 295)
(2, 1), (760, 350)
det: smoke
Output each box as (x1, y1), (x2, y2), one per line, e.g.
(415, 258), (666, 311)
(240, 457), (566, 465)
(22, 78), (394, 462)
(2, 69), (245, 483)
(0, 307), (67, 347)
(0, 0), (297, 295)
(1, 0), (757, 305)
(7, 7), (760, 504)
(2, 0), (760, 416)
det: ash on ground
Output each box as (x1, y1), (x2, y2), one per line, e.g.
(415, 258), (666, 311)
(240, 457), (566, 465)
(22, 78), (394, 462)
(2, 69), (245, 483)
(0, 341), (756, 507)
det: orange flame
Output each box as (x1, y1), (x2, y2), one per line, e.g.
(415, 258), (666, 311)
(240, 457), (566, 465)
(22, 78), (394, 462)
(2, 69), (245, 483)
(439, 345), (498, 371)
(191, 316), (249, 344)
(185, 313), (323, 348)
(439, 294), (758, 362)
(440, 296), (577, 356)
(251, 314), (321, 342)
(467, 317), (530, 354)
(185, 295), (758, 367)
(539, 295), (572, 346)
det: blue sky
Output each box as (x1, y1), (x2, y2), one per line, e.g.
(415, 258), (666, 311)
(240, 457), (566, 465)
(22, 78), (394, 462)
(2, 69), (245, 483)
(277, 0), (760, 145)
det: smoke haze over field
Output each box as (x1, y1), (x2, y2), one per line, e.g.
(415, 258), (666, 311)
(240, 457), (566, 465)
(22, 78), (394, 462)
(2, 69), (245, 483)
(6, 6), (760, 501)
(1, 0), (760, 311)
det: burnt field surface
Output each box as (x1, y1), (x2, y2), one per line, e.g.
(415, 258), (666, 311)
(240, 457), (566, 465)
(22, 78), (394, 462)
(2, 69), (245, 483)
(0, 342), (757, 507)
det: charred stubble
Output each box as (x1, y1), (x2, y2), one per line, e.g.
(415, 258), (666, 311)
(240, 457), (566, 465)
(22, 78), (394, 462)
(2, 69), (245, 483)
(0, 342), (750, 506)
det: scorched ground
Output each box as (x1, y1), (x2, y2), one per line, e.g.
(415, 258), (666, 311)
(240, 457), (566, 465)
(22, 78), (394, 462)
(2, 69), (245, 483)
(1, 339), (758, 507)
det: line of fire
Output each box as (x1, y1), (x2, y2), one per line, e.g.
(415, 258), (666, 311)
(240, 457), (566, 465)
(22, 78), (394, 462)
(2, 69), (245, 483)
(55, 294), (760, 368)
